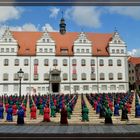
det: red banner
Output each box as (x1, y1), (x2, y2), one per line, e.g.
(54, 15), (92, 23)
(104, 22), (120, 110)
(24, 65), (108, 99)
(34, 64), (38, 75)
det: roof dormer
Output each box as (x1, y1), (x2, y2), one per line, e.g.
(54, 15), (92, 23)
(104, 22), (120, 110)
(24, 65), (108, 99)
(37, 28), (55, 43)
(74, 32), (91, 44)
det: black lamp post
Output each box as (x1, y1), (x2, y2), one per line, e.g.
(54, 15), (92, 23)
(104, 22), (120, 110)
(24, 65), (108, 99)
(17, 68), (24, 97)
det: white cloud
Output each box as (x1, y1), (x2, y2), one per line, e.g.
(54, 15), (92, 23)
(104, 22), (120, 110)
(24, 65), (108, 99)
(107, 7), (140, 20)
(22, 23), (38, 31)
(0, 7), (22, 23)
(65, 7), (101, 28)
(42, 23), (58, 32)
(128, 49), (140, 57)
(49, 7), (60, 18)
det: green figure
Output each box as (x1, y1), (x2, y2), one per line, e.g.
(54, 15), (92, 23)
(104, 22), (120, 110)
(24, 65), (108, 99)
(104, 106), (113, 124)
(82, 106), (89, 121)
(51, 105), (56, 117)
(39, 104), (44, 115)
(66, 105), (72, 119)
(119, 101), (123, 109)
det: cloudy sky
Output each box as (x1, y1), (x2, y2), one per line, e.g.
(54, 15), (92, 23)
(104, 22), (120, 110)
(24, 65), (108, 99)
(0, 6), (140, 56)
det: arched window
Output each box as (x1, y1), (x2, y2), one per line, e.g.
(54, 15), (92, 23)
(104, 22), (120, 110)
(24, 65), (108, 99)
(91, 59), (95, 66)
(24, 59), (28, 66)
(117, 59), (121, 66)
(100, 73), (105, 80)
(44, 59), (49, 66)
(118, 73), (122, 80)
(4, 59), (9, 66)
(108, 59), (113, 66)
(15, 59), (19, 66)
(72, 59), (77, 66)
(91, 73), (96, 80)
(81, 59), (86, 66)
(53, 59), (57, 66)
(121, 49), (124, 54)
(34, 59), (38, 65)
(99, 59), (104, 66)
(63, 73), (68, 80)
(81, 73), (86, 80)
(109, 73), (113, 80)
(63, 59), (67, 66)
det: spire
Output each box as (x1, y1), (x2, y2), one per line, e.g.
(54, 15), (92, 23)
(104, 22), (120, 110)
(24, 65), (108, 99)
(59, 10), (66, 35)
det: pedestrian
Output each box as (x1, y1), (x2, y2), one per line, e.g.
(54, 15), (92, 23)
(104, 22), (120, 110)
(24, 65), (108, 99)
(114, 103), (120, 116)
(17, 106), (24, 125)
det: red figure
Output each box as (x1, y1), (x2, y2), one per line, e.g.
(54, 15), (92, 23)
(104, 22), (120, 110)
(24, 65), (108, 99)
(5, 103), (9, 112)
(30, 104), (37, 119)
(43, 105), (50, 122)
(12, 104), (17, 115)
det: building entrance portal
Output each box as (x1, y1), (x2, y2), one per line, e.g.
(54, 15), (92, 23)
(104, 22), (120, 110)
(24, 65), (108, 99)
(52, 83), (59, 92)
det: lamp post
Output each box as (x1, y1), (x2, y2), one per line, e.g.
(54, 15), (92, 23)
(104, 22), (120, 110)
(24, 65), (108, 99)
(17, 68), (24, 97)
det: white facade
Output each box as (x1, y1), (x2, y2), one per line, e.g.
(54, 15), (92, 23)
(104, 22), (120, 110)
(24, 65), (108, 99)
(0, 28), (129, 95)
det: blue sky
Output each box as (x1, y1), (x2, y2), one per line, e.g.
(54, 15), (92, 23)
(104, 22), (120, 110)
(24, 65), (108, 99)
(0, 6), (140, 56)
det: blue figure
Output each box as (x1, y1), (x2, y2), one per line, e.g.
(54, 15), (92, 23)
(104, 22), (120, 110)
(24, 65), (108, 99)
(6, 105), (13, 122)
(17, 106), (24, 125)
(96, 103), (100, 114)
(0, 103), (4, 119)
(135, 104), (140, 118)
(114, 103), (120, 116)
(59, 101), (63, 110)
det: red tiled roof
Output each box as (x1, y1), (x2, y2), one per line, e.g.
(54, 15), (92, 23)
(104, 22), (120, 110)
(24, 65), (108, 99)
(12, 31), (113, 56)
(128, 57), (140, 65)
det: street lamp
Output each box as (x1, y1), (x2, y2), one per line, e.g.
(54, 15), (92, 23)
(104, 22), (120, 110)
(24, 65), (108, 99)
(17, 68), (24, 97)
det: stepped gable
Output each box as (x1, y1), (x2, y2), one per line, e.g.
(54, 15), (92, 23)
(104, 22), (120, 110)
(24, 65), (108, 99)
(12, 31), (113, 56)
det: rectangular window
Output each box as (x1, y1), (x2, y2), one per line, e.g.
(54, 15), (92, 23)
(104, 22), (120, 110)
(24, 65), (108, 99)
(3, 84), (8, 92)
(101, 85), (107, 90)
(110, 85), (116, 90)
(64, 86), (70, 91)
(38, 87), (41, 91)
(3, 74), (8, 81)
(42, 87), (45, 91)
(50, 48), (53, 53)
(13, 84), (18, 92)
(44, 48), (48, 53)
(44, 73), (49, 80)
(6, 48), (9, 52)
(1, 48), (4, 52)
(83, 85), (89, 91)
(74, 86), (79, 91)
(14, 73), (19, 81)
(39, 48), (43, 52)
(119, 85), (125, 90)
(24, 73), (29, 81)
(11, 48), (14, 52)
(61, 49), (68, 55)
(92, 85), (97, 91)
(53, 59), (57, 66)
(72, 59), (76, 66)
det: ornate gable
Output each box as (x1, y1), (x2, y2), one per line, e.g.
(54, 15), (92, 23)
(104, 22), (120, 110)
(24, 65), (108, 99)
(74, 32), (91, 44)
(0, 27), (17, 43)
(37, 28), (55, 43)
(110, 31), (125, 44)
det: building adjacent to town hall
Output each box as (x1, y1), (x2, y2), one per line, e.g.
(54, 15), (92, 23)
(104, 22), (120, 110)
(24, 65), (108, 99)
(0, 18), (129, 95)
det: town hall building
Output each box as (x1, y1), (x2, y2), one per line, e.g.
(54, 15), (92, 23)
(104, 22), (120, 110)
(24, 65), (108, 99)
(0, 17), (129, 95)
